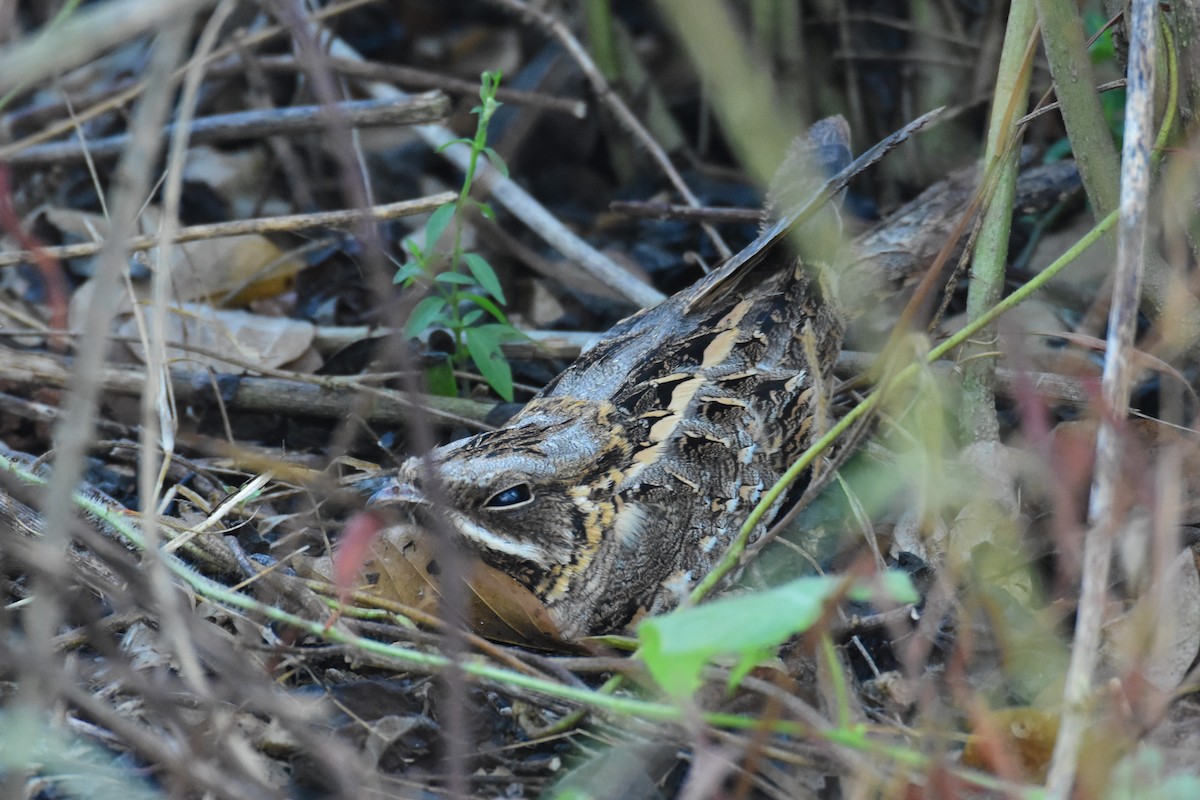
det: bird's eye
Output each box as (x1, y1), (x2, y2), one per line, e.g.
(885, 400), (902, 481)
(484, 482), (534, 509)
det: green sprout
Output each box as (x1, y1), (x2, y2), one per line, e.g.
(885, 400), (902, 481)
(395, 70), (521, 401)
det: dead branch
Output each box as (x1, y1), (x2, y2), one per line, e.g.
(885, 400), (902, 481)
(0, 344), (498, 430)
(249, 54), (587, 118)
(5, 92), (449, 166)
(0, 192), (455, 267)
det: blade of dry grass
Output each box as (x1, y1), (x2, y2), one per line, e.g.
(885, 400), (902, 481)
(0, 0), (217, 96)
(20, 7), (193, 756)
(1046, 0), (1160, 795)
(134, 0), (240, 709)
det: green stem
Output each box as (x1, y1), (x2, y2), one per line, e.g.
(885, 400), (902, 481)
(1035, 0), (1120, 218)
(959, 0), (1038, 443)
(444, 72), (504, 383)
(583, 0), (620, 81)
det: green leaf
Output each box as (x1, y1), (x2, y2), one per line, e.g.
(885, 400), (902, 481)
(403, 238), (425, 264)
(482, 146), (509, 178)
(392, 261), (424, 285)
(464, 253), (506, 303)
(435, 137), (472, 153)
(434, 272), (477, 286)
(462, 293), (510, 326)
(1106, 747), (1200, 800)
(475, 200), (496, 221)
(424, 203), (456, 251)
(424, 361), (457, 397)
(466, 325), (513, 401)
(637, 572), (918, 698)
(480, 70), (502, 98)
(403, 295), (448, 339)
(461, 309), (483, 326)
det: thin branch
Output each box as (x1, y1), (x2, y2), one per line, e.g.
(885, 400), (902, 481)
(0, 0), (218, 96)
(0, 192), (456, 267)
(0, 0), (382, 160)
(608, 200), (761, 224)
(5, 93), (449, 166)
(0, 343), (498, 431)
(249, 54), (587, 118)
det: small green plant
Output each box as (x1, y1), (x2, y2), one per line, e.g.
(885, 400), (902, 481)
(395, 70), (520, 401)
(637, 571), (918, 698)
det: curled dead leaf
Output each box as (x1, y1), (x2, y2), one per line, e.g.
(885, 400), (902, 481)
(64, 206), (306, 329)
(115, 302), (316, 372)
(963, 706), (1134, 789)
(962, 706), (1061, 783)
(359, 525), (571, 649)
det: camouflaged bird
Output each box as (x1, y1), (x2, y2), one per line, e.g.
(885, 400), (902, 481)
(370, 113), (940, 638)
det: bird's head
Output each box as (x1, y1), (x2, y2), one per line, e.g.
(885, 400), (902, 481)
(369, 397), (632, 604)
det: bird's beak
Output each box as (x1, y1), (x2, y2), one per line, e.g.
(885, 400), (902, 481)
(367, 480), (427, 507)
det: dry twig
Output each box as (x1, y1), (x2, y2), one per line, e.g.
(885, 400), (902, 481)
(5, 93), (449, 166)
(0, 343), (498, 431)
(250, 54), (587, 118)
(0, 192), (456, 267)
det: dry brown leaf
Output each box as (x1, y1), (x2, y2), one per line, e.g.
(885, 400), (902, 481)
(64, 205), (306, 329)
(962, 706), (1062, 783)
(962, 706), (1134, 785)
(1102, 547), (1200, 694)
(463, 561), (567, 647)
(115, 303), (315, 372)
(365, 524), (441, 615)
(363, 525), (569, 649)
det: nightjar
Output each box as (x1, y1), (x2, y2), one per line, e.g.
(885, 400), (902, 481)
(370, 112), (939, 638)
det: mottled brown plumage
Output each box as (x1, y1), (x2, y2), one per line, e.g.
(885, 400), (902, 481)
(370, 113), (943, 638)
(372, 246), (842, 637)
